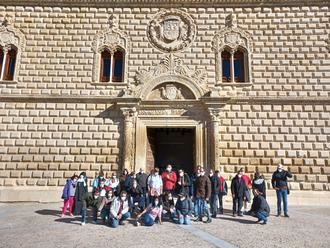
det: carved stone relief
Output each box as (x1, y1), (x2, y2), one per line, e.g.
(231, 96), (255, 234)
(326, 34), (330, 52)
(147, 82), (195, 100)
(124, 54), (209, 99)
(147, 9), (196, 52)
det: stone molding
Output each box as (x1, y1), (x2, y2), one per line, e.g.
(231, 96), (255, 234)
(0, 0), (328, 7)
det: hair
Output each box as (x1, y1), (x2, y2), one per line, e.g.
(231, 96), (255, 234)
(71, 174), (78, 180)
(152, 196), (161, 207)
(154, 167), (159, 173)
(120, 190), (127, 196)
(215, 170), (220, 174)
(123, 169), (129, 175)
(79, 172), (86, 177)
(99, 171), (104, 177)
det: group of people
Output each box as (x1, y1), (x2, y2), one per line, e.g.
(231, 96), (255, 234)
(61, 163), (292, 227)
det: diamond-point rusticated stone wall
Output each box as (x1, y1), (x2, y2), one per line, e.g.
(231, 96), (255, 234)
(0, 1), (329, 202)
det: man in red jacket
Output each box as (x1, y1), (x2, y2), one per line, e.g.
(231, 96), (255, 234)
(161, 164), (177, 194)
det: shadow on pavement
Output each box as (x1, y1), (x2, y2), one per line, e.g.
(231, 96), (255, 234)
(35, 209), (62, 216)
(219, 216), (257, 224)
(54, 217), (82, 225)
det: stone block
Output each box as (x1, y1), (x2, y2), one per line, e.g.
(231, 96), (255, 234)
(301, 182), (313, 190)
(32, 171), (43, 178)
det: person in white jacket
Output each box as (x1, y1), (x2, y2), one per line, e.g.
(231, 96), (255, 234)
(109, 191), (130, 228)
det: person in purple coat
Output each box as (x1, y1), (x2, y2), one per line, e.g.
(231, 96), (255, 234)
(61, 174), (78, 217)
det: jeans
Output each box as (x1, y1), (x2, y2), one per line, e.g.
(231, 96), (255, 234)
(62, 196), (74, 215)
(178, 214), (191, 225)
(142, 213), (155, 226)
(217, 194), (224, 213)
(110, 212), (131, 228)
(101, 208), (110, 221)
(256, 210), (269, 223)
(276, 188), (288, 214)
(210, 193), (218, 217)
(195, 198), (211, 219)
(81, 207), (98, 224)
(232, 197), (243, 215)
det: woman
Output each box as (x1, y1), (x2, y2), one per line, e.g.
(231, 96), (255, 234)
(136, 197), (163, 226)
(147, 168), (163, 198)
(61, 174), (78, 217)
(119, 169), (129, 192)
(252, 172), (266, 198)
(176, 169), (190, 195)
(73, 172), (88, 216)
(101, 189), (116, 224)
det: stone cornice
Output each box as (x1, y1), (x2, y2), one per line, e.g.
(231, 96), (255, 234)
(1, 95), (330, 104)
(0, 0), (328, 8)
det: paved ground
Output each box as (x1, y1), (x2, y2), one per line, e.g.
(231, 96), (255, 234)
(0, 202), (329, 248)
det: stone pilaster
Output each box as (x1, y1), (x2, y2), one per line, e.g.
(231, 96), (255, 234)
(120, 107), (137, 172)
(208, 108), (221, 171)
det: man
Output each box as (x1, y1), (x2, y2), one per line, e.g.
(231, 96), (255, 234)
(217, 170), (227, 214)
(161, 164), (177, 194)
(175, 193), (193, 225)
(194, 167), (212, 223)
(253, 189), (270, 225)
(109, 191), (130, 228)
(231, 169), (247, 217)
(136, 168), (149, 208)
(81, 190), (105, 226)
(272, 164), (293, 217)
(210, 170), (220, 218)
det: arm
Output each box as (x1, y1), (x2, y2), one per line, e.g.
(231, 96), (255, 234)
(137, 206), (150, 219)
(158, 206), (163, 224)
(271, 173), (276, 189)
(286, 171), (293, 178)
(110, 199), (118, 219)
(206, 177), (211, 200)
(169, 172), (177, 184)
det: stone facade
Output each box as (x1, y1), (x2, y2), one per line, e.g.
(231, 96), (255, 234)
(0, 0), (329, 201)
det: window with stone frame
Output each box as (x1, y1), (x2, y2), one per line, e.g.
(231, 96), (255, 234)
(99, 47), (125, 83)
(1, 46), (17, 81)
(0, 15), (25, 84)
(92, 15), (129, 85)
(212, 14), (252, 85)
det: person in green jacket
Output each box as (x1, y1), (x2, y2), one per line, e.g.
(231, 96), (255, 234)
(81, 190), (105, 226)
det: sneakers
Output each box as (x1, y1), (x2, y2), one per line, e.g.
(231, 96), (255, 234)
(261, 221), (267, 225)
(81, 222), (86, 226)
(284, 214), (290, 218)
(92, 220), (97, 224)
(69, 213), (73, 217)
(205, 218), (212, 223)
(276, 213), (281, 217)
(119, 221), (125, 226)
(255, 219), (262, 223)
(61, 214), (65, 218)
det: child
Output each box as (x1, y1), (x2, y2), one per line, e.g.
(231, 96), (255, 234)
(101, 189), (116, 224)
(61, 174), (78, 217)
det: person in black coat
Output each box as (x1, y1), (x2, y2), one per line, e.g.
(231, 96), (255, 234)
(253, 189), (270, 225)
(73, 172), (88, 216)
(128, 179), (144, 214)
(176, 169), (190, 196)
(231, 170), (247, 217)
(136, 168), (149, 207)
(252, 172), (266, 199)
(271, 164), (293, 217)
(210, 172), (221, 218)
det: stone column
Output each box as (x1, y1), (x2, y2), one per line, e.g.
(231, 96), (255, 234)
(120, 107), (137, 172)
(215, 48), (222, 86)
(230, 49), (235, 83)
(208, 108), (221, 171)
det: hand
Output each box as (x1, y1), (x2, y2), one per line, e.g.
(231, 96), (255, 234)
(118, 214), (122, 220)
(232, 194), (235, 198)
(97, 211), (101, 217)
(205, 198), (209, 201)
(178, 181), (182, 185)
(167, 174), (170, 179)
(274, 187), (279, 190)
(179, 214), (183, 218)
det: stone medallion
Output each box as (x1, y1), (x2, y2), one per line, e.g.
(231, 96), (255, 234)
(147, 9), (196, 52)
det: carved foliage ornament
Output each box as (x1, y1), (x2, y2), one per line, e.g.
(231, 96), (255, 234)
(135, 54), (206, 86)
(147, 9), (196, 52)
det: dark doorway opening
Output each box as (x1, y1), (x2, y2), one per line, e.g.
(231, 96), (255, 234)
(146, 128), (195, 175)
